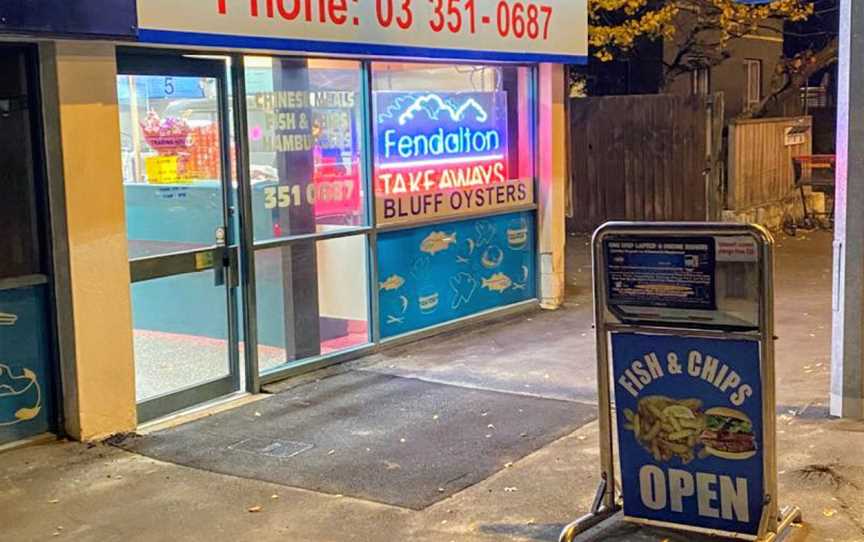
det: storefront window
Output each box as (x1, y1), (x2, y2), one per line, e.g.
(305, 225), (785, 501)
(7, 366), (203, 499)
(255, 235), (370, 372)
(371, 63), (538, 339)
(118, 73), (226, 259)
(371, 63), (535, 227)
(245, 57), (365, 241)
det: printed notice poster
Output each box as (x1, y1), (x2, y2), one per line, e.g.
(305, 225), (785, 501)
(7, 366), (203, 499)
(612, 333), (764, 537)
(605, 237), (717, 310)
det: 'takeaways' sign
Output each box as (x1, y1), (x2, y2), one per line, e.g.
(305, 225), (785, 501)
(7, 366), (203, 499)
(612, 332), (764, 537)
(137, 0), (587, 63)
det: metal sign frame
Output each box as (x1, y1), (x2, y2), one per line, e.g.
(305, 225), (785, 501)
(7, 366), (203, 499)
(560, 222), (801, 542)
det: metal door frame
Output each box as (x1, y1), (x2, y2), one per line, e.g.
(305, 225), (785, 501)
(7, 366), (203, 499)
(117, 51), (242, 423)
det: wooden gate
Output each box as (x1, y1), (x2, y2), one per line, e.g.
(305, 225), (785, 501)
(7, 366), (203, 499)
(567, 95), (714, 233)
(727, 116), (813, 212)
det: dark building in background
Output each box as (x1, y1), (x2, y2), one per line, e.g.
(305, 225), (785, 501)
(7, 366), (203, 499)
(570, 13), (787, 123)
(785, 0), (839, 154)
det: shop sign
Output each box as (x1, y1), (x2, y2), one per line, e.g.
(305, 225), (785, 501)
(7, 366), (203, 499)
(374, 91), (532, 227)
(137, 0), (587, 63)
(612, 332), (764, 538)
(0, 0), (137, 38)
(605, 237), (717, 311)
(378, 211), (535, 338)
(0, 286), (53, 445)
(251, 89), (363, 220)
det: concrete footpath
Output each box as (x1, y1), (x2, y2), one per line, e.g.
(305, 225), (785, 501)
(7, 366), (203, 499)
(2, 231), (864, 542)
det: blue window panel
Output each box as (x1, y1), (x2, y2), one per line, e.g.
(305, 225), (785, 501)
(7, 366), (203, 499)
(378, 211), (536, 339)
(0, 285), (55, 444)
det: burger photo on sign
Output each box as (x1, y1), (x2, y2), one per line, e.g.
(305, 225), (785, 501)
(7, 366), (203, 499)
(700, 407), (758, 460)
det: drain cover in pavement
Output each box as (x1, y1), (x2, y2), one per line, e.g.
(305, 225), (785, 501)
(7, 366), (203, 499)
(122, 371), (596, 509)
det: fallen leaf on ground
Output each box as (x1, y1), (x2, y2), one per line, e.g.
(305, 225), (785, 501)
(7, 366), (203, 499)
(823, 508), (837, 517)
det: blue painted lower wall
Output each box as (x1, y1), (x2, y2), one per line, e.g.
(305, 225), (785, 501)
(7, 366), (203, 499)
(0, 285), (55, 444)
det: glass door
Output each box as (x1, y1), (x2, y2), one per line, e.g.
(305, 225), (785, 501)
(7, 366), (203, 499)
(117, 53), (241, 422)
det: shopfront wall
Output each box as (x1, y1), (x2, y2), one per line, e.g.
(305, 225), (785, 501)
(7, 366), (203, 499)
(0, 1), (140, 445)
(0, 5), (137, 446)
(97, 0), (588, 424)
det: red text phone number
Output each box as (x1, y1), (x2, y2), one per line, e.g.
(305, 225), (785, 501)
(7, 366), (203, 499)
(378, 0), (554, 40)
(219, 0), (555, 42)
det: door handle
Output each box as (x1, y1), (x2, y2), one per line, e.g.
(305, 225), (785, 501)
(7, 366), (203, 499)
(212, 247), (239, 288)
(213, 246), (227, 287)
(227, 247), (239, 288)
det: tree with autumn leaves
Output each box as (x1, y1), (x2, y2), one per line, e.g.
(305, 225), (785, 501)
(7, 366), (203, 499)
(585, 0), (836, 115)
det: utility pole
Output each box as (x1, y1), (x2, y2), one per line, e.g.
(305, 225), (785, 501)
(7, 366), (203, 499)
(832, 0), (864, 419)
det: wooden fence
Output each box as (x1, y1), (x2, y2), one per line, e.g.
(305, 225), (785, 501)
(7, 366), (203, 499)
(727, 116), (813, 211)
(567, 94), (713, 233)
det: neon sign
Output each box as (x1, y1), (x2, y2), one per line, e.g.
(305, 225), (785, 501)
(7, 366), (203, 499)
(375, 90), (530, 225)
(382, 127), (502, 160)
(396, 94), (489, 125)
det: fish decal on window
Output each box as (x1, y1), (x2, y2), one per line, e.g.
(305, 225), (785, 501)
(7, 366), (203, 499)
(0, 364), (42, 426)
(482, 273), (514, 294)
(379, 274), (406, 292)
(420, 232), (457, 256)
